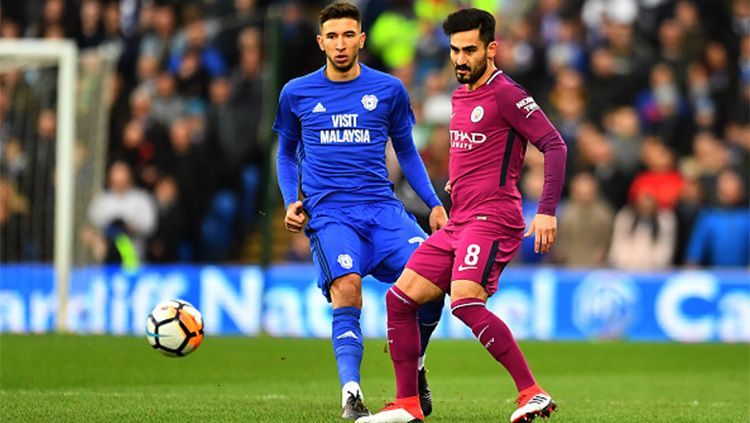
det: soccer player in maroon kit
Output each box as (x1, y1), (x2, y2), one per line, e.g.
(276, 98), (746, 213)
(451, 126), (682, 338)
(357, 8), (566, 423)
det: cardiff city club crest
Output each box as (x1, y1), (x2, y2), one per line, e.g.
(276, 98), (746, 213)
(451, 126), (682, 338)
(361, 94), (378, 111)
(337, 254), (353, 270)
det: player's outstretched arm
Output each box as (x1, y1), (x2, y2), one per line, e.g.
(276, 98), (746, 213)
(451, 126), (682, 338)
(391, 134), (443, 213)
(429, 205), (448, 233)
(524, 214), (557, 254)
(284, 200), (306, 233)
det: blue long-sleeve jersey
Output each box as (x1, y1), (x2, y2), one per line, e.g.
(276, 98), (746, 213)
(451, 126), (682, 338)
(273, 64), (440, 214)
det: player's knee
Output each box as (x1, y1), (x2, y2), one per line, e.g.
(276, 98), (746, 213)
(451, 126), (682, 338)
(386, 286), (419, 320)
(450, 280), (489, 302)
(330, 274), (362, 308)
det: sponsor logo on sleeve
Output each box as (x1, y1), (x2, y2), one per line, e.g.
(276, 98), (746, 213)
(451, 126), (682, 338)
(515, 96), (539, 118)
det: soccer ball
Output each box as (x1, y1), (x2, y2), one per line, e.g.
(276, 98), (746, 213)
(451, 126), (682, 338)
(146, 299), (204, 357)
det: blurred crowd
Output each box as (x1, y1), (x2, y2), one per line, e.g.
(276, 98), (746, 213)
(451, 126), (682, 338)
(0, 0), (748, 269)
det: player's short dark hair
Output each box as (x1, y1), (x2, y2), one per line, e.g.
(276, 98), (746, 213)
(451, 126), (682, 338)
(319, 1), (361, 27)
(442, 8), (495, 46)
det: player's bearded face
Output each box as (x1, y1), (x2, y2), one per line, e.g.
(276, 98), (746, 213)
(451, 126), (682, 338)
(454, 57), (487, 85)
(449, 30), (495, 85)
(318, 18), (365, 73)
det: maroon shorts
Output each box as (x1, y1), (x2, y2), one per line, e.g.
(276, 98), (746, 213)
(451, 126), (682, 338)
(405, 220), (522, 296)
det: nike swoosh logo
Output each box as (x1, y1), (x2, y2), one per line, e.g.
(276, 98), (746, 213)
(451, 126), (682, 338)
(457, 265), (477, 271)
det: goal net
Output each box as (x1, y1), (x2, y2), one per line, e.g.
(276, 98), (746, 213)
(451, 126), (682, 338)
(0, 40), (116, 329)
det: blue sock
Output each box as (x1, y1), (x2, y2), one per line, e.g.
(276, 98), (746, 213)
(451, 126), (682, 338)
(332, 306), (363, 387)
(418, 296), (444, 356)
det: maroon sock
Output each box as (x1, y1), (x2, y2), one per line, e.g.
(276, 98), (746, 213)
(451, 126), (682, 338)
(451, 298), (536, 391)
(386, 286), (421, 399)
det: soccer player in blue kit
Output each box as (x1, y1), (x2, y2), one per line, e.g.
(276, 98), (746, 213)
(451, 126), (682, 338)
(273, 1), (448, 419)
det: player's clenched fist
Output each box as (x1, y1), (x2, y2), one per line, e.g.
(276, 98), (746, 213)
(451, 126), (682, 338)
(284, 200), (306, 233)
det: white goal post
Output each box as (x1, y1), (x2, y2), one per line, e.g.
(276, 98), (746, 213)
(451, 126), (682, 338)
(0, 39), (78, 332)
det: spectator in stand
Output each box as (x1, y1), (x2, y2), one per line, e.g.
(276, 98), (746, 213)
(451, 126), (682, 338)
(546, 67), (586, 175)
(725, 120), (750, 173)
(111, 119), (159, 189)
(139, 3), (178, 65)
(150, 71), (186, 129)
(656, 19), (690, 89)
(0, 17), (22, 39)
(586, 47), (633, 123)
(204, 76), (259, 253)
(0, 69), (40, 144)
(158, 118), (215, 258)
(608, 191), (677, 271)
(215, 0), (263, 69)
(686, 62), (717, 152)
(628, 137), (684, 210)
(24, 0), (74, 39)
(277, 0), (320, 85)
(420, 69), (452, 128)
(556, 172), (614, 267)
(545, 18), (586, 75)
(497, 17), (543, 93)
(87, 161), (157, 263)
(134, 53), (160, 95)
(0, 177), (29, 262)
(673, 175), (704, 266)
(0, 139), (27, 188)
(602, 6), (653, 89)
(101, 0), (124, 49)
(635, 63), (690, 150)
(674, 0), (706, 62)
(575, 123), (632, 210)
(604, 106), (643, 176)
(76, 0), (106, 50)
(685, 169), (750, 267)
(147, 175), (186, 263)
(227, 26), (265, 227)
(687, 131), (731, 206)
(21, 109), (57, 261)
(168, 19), (227, 99)
(704, 41), (737, 131)
(127, 87), (169, 162)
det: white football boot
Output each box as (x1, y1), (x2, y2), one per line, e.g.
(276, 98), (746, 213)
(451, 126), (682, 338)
(510, 384), (557, 422)
(355, 396), (424, 423)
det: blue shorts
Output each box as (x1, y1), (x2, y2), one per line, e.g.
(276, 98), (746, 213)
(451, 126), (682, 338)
(305, 201), (427, 301)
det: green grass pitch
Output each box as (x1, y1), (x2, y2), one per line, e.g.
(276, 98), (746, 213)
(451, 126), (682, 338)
(1, 335), (748, 422)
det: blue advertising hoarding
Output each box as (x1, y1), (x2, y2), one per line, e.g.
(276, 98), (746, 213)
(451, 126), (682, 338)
(0, 264), (748, 342)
